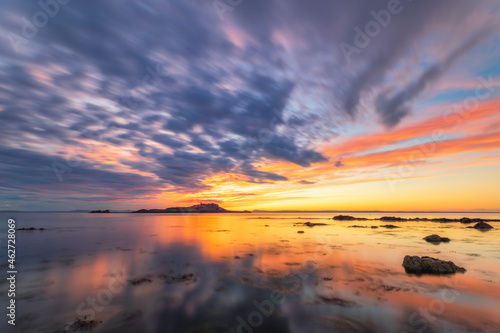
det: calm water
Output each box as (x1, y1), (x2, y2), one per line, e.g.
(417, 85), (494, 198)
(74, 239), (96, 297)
(1, 212), (499, 333)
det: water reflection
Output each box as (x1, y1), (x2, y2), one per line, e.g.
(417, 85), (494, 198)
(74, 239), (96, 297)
(1, 213), (499, 332)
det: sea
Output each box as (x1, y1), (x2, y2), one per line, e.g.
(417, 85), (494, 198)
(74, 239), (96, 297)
(0, 212), (499, 333)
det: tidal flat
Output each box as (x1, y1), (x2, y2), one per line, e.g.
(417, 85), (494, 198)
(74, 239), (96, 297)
(1, 212), (499, 333)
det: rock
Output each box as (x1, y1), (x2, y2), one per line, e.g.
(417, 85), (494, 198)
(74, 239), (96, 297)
(380, 224), (400, 229)
(159, 273), (198, 284)
(460, 217), (472, 224)
(297, 231), (305, 234)
(423, 234), (451, 243)
(302, 221), (328, 227)
(380, 216), (407, 222)
(90, 209), (110, 213)
(67, 318), (100, 331)
(319, 295), (358, 307)
(333, 215), (356, 221)
(402, 255), (466, 275)
(371, 226), (379, 229)
(473, 221), (493, 230)
(430, 218), (455, 223)
(130, 277), (152, 285)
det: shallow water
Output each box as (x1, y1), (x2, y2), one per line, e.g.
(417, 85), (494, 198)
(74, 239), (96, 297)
(1, 212), (499, 333)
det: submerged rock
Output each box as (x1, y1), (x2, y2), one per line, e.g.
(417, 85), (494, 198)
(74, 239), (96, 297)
(319, 295), (358, 307)
(302, 221), (328, 227)
(473, 221), (493, 230)
(402, 255), (466, 275)
(129, 277), (153, 285)
(67, 318), (100, 331)
(423, 234), (451, 243)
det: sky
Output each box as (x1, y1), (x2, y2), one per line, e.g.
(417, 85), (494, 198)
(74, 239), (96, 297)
(1, 0), (500, 212)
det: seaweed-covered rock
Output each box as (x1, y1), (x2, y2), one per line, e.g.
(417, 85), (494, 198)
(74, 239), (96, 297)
(423, 234), (451, 243)
(402, 255), (465, 275)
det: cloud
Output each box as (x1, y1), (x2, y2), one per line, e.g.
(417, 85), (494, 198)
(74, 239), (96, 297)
(0, 0), (497, 209)
(375, 26), (497, 127)
(297, 180), (316, 185)
(0, 147), (164, 201)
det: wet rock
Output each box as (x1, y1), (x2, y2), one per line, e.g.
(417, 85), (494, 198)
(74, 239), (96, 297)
(430, 218), (455, 223)
(159, 273), (198, 284)
(380, 224), (400, 229)
(371, 226), (379, 229)
(65, 318), (100, 331)
(402, 255), (466, 275)
(473, 221), (493, 230)
(297, 231), (305, 234)
(348, 225), (369, 228)
(380, 216), (407, 222)
(423, 234), (451, 243)
(333, 215), (356, 221)
(129, 277), (153, 285)
(460, 217), (486, 224)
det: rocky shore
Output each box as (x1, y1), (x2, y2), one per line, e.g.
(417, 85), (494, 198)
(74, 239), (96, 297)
(332, 215), (499, 223)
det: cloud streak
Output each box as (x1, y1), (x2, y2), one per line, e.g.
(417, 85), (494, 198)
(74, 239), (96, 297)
(0, 0), (498, 210)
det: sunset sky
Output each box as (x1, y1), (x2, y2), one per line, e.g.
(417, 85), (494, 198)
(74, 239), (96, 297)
(1, 0), (500, 211)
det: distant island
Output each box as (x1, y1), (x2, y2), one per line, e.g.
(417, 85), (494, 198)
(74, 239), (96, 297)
(131, 203), (250, 214)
